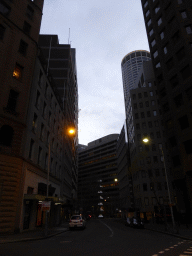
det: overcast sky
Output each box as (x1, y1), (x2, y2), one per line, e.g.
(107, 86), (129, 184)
(40, 0), (150, 145)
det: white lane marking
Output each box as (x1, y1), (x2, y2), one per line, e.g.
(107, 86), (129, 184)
(165, 249), (170, 251)
(170, 247), (174, 248)
(152, 254), (158, 256)
(159, 251), (164, 254)
(174, 245), (178, 246)
(99, 220), (114, 237)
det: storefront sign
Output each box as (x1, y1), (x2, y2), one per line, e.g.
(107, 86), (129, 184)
(42, 201), (51, 211)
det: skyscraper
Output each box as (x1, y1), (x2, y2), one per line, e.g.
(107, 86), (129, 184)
(141, 0), (192, 218)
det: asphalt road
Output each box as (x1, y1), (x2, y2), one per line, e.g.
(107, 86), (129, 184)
(0, 219), (191, 256)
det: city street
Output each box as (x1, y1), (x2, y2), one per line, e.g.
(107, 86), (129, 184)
(0, 219), (191, 256)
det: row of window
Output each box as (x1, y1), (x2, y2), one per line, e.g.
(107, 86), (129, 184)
(134, 100), (156, 109)
(135, 110), (157, 119)
(132, 90), (155, 100)
(134, 181), (167, 193)
(136, 120), (160, 131)
(133, 168), (165, 180)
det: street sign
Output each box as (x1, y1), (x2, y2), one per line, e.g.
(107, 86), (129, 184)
(42, 201), (51, 211)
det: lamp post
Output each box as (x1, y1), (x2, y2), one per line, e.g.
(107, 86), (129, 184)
(142, 137), (176, 231)
(44, 127), (76, 237)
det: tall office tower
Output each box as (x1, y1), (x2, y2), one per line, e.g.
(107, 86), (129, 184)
(0, 0), (44, 233)
(78, 135), (119, 218)
(121, 51), (151, 149)
(38, 35), (78, 203)
(129, 60), (175, 218)
(141, 0), (192, 218)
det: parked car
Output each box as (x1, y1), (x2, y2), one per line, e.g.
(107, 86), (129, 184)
(125, 217), (144, 228)
(69, 215), (86, 230)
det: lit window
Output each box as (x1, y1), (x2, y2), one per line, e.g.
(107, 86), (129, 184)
(147, 19), (152, 27)
(146, 10), (150, 17)
(149, 29), (154, 36)
(181, 11), (187, 19)
(153, 110), (157, 116)
(151, 39), (156, 47)
(155, 7), (160, 14)
(148, 82), (152, 87)
(160, 31), (164, 40)
(153, 50), (158, 58)
(158, 17), (162, 26)
(163, 46), (168, 54)
(150, 91), (153, 96)
(144, 1), (148, 8)
(186, 26), (192, 34)
(13, 64), (23, 81)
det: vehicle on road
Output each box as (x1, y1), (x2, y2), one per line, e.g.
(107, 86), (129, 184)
(125, 217), (144, 228)
(69, 215), (86, 230)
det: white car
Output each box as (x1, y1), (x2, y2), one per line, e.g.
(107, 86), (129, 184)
(69, 215), (86, 230)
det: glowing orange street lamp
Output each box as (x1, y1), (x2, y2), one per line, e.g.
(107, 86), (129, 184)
(68, 128), (76, 136)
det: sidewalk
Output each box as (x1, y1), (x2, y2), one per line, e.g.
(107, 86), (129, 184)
(144, 221), (192, 240)
(0, 222), (69, 244)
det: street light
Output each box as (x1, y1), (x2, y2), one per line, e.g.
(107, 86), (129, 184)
(142, 137), (176, 231)
(45, 126), (76, 236)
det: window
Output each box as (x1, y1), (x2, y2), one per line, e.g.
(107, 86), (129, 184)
(151, 100), (155, 105)
(178, 0), (183, 3)
(170, 75), (179, 88)
(144, 198), (149, 206)
(19, 40), (28, 56)
(132, 94), (136, 100)
(178, 115), (189, 130)
(172, 30), (180, 44)
(0, 1), (11, 16)
(146, 10), (150, 17)
(172, 155), (181, 167)
(40, 124), (44, 141)
(181, 11), (187, 19)
(154, 120), (159, 127)
(43, 102), (47, 117)
(162, 102), (169, 113)
(186, 26), (192, 34)
(151, 39), (156, 47)
(148, 121), (152, 128)
(155, 169), (160, 176)
(35, 90), (40, 109)
(27, 187), (34, 195)
(166, 58), (174, 71)
(146, 157), (151, 163)
(139, 102), (143, 108)
(174, 94), (183, 108)
(155, 62), (161, 68)
(150, 91), (153, 96)
(135, 113), (139, 119)
(26, 5), (34, 20)
(139, 146), (143, 152)
(150, 132), (154, 139)
(169, 136), (177, 147)
(150, 182), (154, 191)
(149, 29), (154, 36)
(157, 17), (162, 26)
(13, 63), (23, 81)
(160, 31), (164, 40)
(157, 182), (162, 191)
(148, 170), (153, 177)
(153, 50), (158, 58)
(32, 113), (37, 132)
(147, 19), (152, 27)
(138, 93), (142, 99)
(142, 122), (146, 129)
(134, 103), (137, 109)
(155, 6), (160, 14)
(183, 139), (192, 154)
(156, 131), (161, 138)
(144, 1), (148, 8)
(141, 112), (145, 118)
(38, 146), (42, 165)
(181, 65), (191, 80)
(136, 123), (140, 130)
(137, 134), (141, 140)
(143, 183), (148, 191)
(148, 82), (152, 87)
(0, 125), (13, 146)
(152, 144), (156, 151)
(0, 24), (6, 40)
(144, 92), (148, 97)
(29, 139), (35, 160)
(163, 46), (168, 54)
(176, 47), (185, 61)
(145, 101), (149, 107)
(38, 70), (43, 87)
(7, 89), (19, 112)
(147, 111), (151, 117)
(23, 21), (31, 35)
(153, 156), (158, 163)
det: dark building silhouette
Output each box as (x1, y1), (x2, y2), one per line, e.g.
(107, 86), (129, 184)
(141, 0), (192, 218)
(78, 135), (119, 218)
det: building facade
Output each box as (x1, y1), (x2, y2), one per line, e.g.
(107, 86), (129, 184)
(141, 0), (192, 218)
(0, 0), (44, 233)
(78, 135), (120, 218)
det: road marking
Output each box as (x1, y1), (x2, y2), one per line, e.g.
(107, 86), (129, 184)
(152, 254), (158, 256)
(170, 247), (174, 248)
(159, 251), (164, 254)
(183, 252), (192, 254)
(165, 249), (170, 251)
(174, 245), (178, 246)
(99, 220), (114, 237)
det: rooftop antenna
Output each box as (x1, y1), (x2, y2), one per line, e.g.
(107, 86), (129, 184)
(68, 28), (70, 44)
